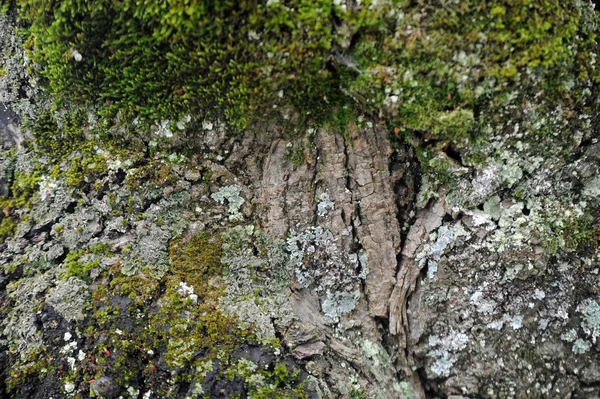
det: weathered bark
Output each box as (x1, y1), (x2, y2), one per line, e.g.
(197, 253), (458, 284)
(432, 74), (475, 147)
(1, 8), (600, 399)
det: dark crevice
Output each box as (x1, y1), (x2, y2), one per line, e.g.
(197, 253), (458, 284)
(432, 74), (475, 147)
(390, 143), (419, 245)
(443, 143), (464, 166)
(24, 221), (53, 240)
(65, 201), (77, 214)
(385, 138), (427, 396)
(310, 146), (320, 227)
(114, 168), (127, 185)
(418, 367), (447, 399)
(53, 249), (68, 265)
(140, 196), (162, 213)
(176, 382), (191, 398)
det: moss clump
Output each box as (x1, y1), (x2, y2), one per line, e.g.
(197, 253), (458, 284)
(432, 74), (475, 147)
(11, 170), (41, 207)
(125, 162), (178, 190)
(541, 211), (600, 254)
(80, 231), (310, 396)
(285, 144), (306, 170)
(0, 197), (17, 242)
(226, 360), (308, 399)
(28, 109), (87, 159)
(0, 213), (17, 242)
(169, 232), (223, 293)
(17, 0), (358, 129)
(83, 233), (240, 393)
(16, 0), (598, 147)
(63, 243), (112, 281)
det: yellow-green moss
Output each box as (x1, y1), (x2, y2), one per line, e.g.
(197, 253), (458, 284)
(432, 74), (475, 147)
(16, 0), (598, 148)
(0, 197), (17, 242)
(63, 244), (113, 281)
(11, 170), (41, 208)
(29, 110), (86, 159)
(541, 211), (600, 254)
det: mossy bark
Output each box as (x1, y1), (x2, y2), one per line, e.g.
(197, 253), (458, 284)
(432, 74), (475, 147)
(1, 2), (600, 399)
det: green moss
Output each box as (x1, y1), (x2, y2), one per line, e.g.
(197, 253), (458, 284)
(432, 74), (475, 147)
(28, 110), (87, 159)
(248, 363), (308, 399)
(349, 387), (369, 399)
(0, 214), (17, 242)
(5, 350), (53, 393)
(62, 243), (114, 280)
(82, 232), (238, 393)
(14, 0), (599, 148)
(223, 359), (308, 399)
(64, 252), (98, 280)
(71, 230), (310, 396)
(11, 170), (41, 208)
(285, 145), (306, 169)
(125, 162), (177, 190)
(0, 197), (17, 242)
(541, 211), (600, 254)
(17, 0), (354, 129)
(63, 153), (108, 188)
(169, 232), (223, 291)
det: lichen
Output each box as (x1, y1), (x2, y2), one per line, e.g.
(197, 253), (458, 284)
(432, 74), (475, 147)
(578, 298), (600, 343)
(220, 225), (295, 342)
(45, 276), (89, 322)
(427, 331), (469, 377)
(286, 225), (363, 317)
(416, 223), (470, 279)
(211, 185), (245, 221)
(321, 290), (360, 318)
(573, 338), (592, 354)
(316, 192), (335, 217)
(2, 270), (57, 357)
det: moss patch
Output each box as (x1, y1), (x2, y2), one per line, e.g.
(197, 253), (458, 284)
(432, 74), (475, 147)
(17, 0), (598, 141)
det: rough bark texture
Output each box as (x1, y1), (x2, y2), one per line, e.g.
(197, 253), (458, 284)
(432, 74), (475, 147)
(1, 8), (600, 399)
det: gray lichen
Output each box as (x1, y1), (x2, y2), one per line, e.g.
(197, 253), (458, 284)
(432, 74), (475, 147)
(286, 225), (363, 317)
(321, 290), (360, 318)
(416, 222), (469, 279)
(220, 225), (295, 342)
(573, 338), (592, 354)
(45, 276), (89, 322)
(427, 331), (469, 377)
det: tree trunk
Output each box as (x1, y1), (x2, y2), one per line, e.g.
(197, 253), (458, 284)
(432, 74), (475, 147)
(1, 7), (600, 399)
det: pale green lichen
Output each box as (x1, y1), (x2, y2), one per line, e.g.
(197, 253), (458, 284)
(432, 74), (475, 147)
(470, 290), (497, 316)
(393, 381), (416, 399)
(360, 340), (392, 369)
(561, 329), (578, 342)
(122, 191), (190, 277)
(45, 276), (89, 321)
(286, 225), (362, 317)
(211, 185), (245, 221)
(416, 223), (470, 279)
(578, 298), (600, 343)
(317, 192), (334, 217)
(573, 338), (592, 354)
(1, 268), (63, 357)
(321, 290), (360, 318)
(582, 175), (600, 198)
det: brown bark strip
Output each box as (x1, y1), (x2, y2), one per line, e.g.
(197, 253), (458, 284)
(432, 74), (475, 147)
(389, 192), (447, 341)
